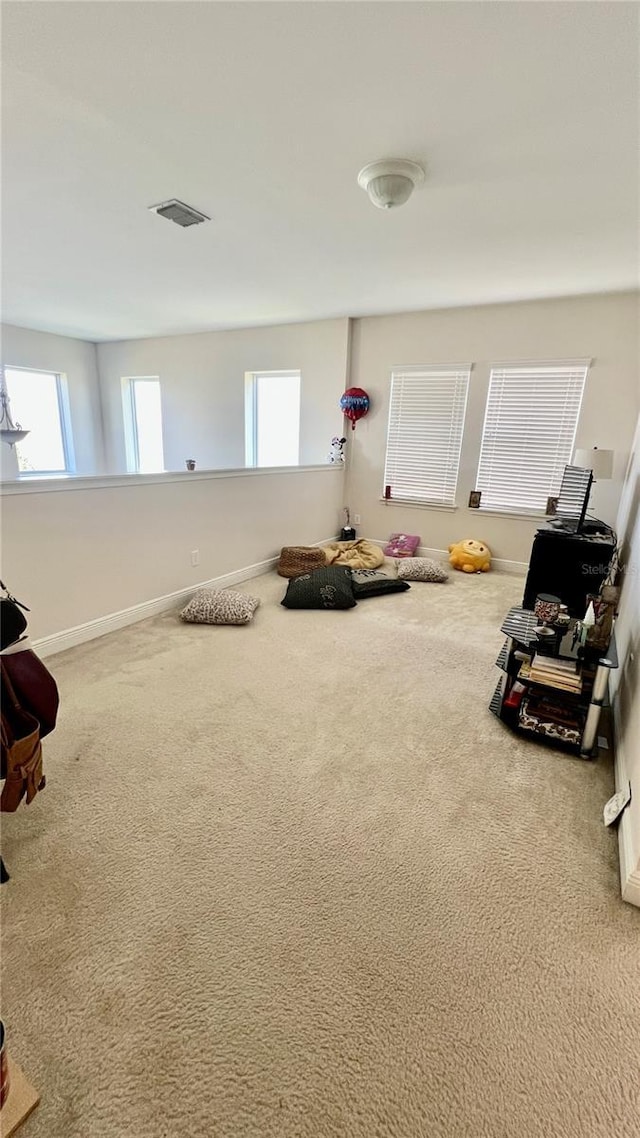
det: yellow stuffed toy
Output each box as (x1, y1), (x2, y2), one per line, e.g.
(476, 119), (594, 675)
(448, 538), (492, 574)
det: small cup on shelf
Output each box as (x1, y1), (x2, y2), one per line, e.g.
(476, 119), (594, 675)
(555, 604), (571, 629)
(534, 625), (556, 641)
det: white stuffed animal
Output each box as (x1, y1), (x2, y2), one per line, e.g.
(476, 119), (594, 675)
(329, 436), (346, 463)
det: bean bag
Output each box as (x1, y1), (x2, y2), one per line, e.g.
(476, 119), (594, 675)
(323, 539), (384, 570)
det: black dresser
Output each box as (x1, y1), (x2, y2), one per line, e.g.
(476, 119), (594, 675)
(523, 523), (615, 618)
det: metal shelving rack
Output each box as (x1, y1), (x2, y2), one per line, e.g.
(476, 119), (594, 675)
(490, 606), (618, 758)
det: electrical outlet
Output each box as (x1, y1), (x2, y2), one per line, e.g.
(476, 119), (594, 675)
(191, 550), (200, 567)
(354, 514), (361, 524)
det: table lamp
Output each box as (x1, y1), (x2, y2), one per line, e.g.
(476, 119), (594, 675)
(573, 447), (614, 480)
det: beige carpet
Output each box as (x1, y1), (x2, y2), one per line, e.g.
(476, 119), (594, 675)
(2, 568), (639, 1138)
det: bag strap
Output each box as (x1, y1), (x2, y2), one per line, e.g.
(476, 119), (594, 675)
(0, 661), (35, 750)
(0, 659), (22, 711)
(0, 580), (30, 612)
(1, 714), (11, 750)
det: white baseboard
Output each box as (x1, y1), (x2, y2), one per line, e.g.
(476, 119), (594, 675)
(32, 538), (343, 658)
(33, 556), (279, 659)
(489, 557), (528, 575)
(613, 704), (640, 908)
(370, 538), (526, 576)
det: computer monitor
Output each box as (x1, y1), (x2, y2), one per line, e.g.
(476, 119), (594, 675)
(553, 465), (593, 532)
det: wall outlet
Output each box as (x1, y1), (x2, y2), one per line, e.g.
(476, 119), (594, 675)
(354, 514), (361, 524)
(191, 549), (200, 567)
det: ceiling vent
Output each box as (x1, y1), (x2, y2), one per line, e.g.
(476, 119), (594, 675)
(148, 199), (210, 227)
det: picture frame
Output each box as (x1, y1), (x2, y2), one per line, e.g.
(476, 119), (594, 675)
(468, 490), (482, 509)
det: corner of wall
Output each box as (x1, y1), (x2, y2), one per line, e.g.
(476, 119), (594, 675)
(613, 409), (640, 906)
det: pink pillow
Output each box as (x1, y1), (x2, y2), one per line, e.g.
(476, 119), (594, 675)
(383, 533), (420, 558)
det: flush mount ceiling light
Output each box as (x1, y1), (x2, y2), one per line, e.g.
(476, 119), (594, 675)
(357, 159), (425, 210)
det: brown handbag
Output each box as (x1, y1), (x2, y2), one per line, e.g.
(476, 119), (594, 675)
(1, 662), (46, 812)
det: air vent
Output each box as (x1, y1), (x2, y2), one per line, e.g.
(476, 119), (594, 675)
(148, 199), (210, 227)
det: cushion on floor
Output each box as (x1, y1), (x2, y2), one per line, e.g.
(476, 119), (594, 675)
(281, 566), (356, 610)
(277, 546), (326, 578)
(180, 588), (260, 625)
(351, 567), (411, 599)
(323, 539), (384, 570)
(396, 557), (449, 583)
(383, 533), (420, 558)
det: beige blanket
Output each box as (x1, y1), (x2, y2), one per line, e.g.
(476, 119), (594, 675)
(323, 539), (384, 570)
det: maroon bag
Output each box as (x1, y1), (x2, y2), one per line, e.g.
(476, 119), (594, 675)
(1, 663), (46, 812)
(1, 649), (59, 738)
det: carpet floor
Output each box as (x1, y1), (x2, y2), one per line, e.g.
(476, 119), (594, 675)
(2, 568), (639, 1138)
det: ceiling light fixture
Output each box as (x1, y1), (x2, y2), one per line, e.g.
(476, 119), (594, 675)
(0, 377), (29, 447)
(357, 159), (425, 210)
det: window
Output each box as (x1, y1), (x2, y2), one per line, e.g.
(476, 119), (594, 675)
(245, 371), (301, 467)
(476, 361), (589, 513)
(122, 378), (165, 473)
(383, 366), (471, 506)
(3, 366), (74, 475)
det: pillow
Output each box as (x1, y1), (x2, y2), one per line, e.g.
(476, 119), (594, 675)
(383, 533), (420, 558)
(351, 567), (411, 599)
(281, 566), (356, 610)
(180, 588), (260, 625)
(396, 558), (449, 583)
(323, 539), (384, 570)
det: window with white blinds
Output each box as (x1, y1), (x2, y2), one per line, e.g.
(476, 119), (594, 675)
(476, 361), (589, 513)
(383, 366), (471, 506)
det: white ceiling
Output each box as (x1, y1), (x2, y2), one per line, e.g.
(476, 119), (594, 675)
(2, 2), (638, 342)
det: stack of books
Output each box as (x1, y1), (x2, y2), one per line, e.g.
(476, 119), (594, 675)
(526, 654), (582, 694)
(518, 692), (583, 746)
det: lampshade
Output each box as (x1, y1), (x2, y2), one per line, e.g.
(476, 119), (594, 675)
(573, 447), (614, 479)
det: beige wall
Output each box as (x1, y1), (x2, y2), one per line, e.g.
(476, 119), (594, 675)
(97, 318), (350, 473)
(0, 467), (344, 640)
(611, 413), (640, 901)
(346, 292), (639, 564)
(1, 323), (105, 477)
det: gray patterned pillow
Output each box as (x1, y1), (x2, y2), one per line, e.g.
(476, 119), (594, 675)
(396, 557), (449, 583)
(351, 568), (411, 599)
(180, 588), (260, 625)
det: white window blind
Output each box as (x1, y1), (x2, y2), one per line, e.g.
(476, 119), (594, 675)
(476, 361), (589, 512)
(383, 366), (471, 506)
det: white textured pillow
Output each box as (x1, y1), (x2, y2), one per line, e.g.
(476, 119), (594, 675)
(180, 588), (260, 625)
(396, 557), (448, 583)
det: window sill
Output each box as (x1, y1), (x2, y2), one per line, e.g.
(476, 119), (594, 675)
(15, 471), (74, 479)
(376, 499), (547, 521)
(1, 464), (342, 495)
(378, 498), (458, 512)
(473, 507), (547, 521)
